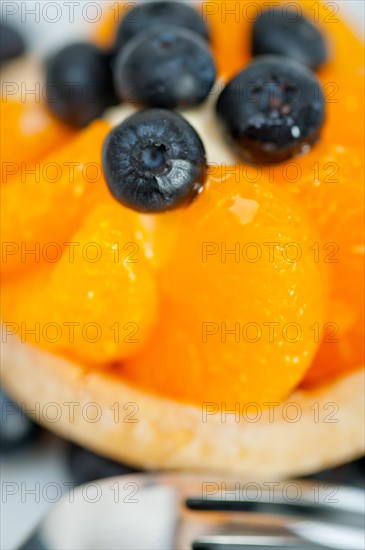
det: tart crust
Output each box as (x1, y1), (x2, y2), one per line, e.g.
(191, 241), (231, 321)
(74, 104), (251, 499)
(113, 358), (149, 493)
(1, 331), (364, 478)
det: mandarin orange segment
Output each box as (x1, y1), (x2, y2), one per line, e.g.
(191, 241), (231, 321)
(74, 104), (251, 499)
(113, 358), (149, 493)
(313, 3), (364, 72)
(121, 166), (326, 406)
(1, 202), (158, 365)
(135, 210), (185, 270)
(289, 144), (364, 385)
(207, 0), (252, 80)
(321, 69), (365, 146)
(93, 2), (124, 48)
(259, 143), (364, 384)
(1, 120), (111, 279)
(0, 99), (74, 169)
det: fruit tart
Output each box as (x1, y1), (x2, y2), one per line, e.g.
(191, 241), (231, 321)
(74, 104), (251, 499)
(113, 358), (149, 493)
(1, 0), (364, 478)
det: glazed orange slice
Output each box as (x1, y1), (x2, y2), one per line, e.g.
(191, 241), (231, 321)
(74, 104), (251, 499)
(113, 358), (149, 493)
(295, 144), (364, 386)
(0, 99), (74, 170)
(1, 120), (110, 279)
(253, 142), (364, 385)
(1, 201), (158, 364)
(321, 69), (365, 146)
(121, 165), (326, 406)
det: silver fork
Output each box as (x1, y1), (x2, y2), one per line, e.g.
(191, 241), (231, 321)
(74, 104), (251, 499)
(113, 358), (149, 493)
(18, 474), (365, 550)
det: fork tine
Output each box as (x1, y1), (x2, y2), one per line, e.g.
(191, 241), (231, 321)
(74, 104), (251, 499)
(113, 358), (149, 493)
(191, 534), (317, 548)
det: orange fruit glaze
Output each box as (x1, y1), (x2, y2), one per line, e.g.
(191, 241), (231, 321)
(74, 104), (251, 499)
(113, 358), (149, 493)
(1, 0), (364, 405)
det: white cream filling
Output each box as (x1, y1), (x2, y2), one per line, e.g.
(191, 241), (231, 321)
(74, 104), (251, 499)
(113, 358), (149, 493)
(104, 80), (238, 166)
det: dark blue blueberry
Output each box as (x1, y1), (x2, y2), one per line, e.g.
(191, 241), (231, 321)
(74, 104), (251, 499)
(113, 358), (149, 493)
(0, 388), (40, 453)
(252, 8), (328, 71)
(45, 43), (118, 128)
(67, 443), (141, 484)
(116, 1), (209, 49)
(102, 108), (207, 212)
(216, 56), (325, 164)
(0, 23), (25, 65)
(114, 26), (216, 109)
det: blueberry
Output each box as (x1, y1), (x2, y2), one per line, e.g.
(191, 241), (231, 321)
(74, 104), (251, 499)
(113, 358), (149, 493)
(67, 444), (141, 484)
(0, 388), (40, 453)
(102, 108), (207, 212)
(45, 43), (118, 128)
(116, 1), (209, 49)
(114, 26), (216, 109)
(0, 23), (25, 65)
(252, 8), (328, 71)
(216, 56), (325, 164)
